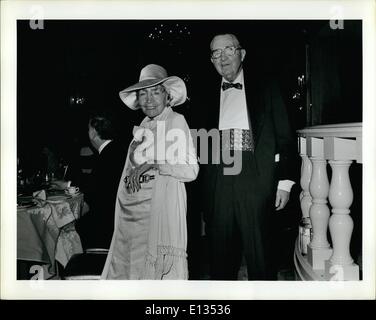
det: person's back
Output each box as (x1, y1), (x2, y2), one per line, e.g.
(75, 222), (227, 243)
(75, 113), (126, 250)
(82, 139), (126, 248)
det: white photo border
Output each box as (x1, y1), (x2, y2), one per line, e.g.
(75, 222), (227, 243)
(1, 0), (375, 300)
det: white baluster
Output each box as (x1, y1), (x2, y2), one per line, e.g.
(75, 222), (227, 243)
(307, 157), (332, 269)
(325, 160), (359, 280)
(299, 155), (313, 254)
(300, 155), (313, 220)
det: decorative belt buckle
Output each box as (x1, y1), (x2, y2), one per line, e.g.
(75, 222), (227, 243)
(141, 174), (155, 183)
(124, 174), (155, 185)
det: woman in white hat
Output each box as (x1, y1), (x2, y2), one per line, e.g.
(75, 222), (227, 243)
(101, 64), (199, 280)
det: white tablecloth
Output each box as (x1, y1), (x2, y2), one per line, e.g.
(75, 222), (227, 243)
(17, 193), (85, 278)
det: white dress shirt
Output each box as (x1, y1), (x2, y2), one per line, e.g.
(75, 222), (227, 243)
(219, 70), (249, 130)
(98, 140), (112, 154)
(219, 70), (294, 193)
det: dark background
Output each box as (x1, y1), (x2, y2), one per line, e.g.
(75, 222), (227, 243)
(17, 20), (363, 279)
(17, 20), (362, 164)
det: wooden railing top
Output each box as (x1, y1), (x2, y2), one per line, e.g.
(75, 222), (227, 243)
(297, 122), (362, 138)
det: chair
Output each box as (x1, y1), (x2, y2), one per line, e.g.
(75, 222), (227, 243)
(61, 248), (108, 280)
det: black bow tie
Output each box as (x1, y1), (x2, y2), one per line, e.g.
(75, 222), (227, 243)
(222, 82), (243, 91)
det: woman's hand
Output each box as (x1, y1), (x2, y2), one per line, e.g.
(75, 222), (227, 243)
(126, 162), (158, 194)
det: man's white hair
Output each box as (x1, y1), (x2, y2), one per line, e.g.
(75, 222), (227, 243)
(210, 33), (241, 50)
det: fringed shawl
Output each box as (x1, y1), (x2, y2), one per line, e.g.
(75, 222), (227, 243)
(101, 107), (198, 279)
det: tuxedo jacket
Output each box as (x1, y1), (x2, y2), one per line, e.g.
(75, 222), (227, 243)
(80, 140), (127, 247)
(199, 68), (298, 213)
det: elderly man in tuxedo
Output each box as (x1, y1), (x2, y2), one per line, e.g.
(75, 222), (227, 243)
(201, 33), (297, 280)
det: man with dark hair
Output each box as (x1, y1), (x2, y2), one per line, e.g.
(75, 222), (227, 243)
(52, 112), (126, 249)
(75, 113), (126, 249)
(88, 115), (116, 142)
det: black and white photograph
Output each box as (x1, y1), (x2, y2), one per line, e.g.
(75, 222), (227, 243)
(1, 0), (375, 300)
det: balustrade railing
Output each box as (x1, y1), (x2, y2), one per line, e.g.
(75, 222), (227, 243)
(294, 123), (362, 281)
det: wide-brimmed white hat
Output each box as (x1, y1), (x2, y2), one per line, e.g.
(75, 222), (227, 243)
(119, 64), (187, 110)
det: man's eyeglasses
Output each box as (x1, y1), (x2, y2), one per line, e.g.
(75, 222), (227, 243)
(211, 46), (242, 59)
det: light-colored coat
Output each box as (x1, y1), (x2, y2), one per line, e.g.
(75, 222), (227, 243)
(101, 107), (199, 279)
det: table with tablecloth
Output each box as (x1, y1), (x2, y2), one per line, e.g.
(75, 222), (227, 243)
(17, 193), (85, 278)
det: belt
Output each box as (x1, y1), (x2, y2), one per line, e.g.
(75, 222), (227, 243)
(220, 128), (255, 151)
(124, 174), (155, 184)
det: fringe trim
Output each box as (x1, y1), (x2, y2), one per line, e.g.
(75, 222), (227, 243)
(144, 245), (188, 280)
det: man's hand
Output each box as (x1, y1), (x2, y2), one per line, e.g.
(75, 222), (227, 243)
(275, 189), (290, 211)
